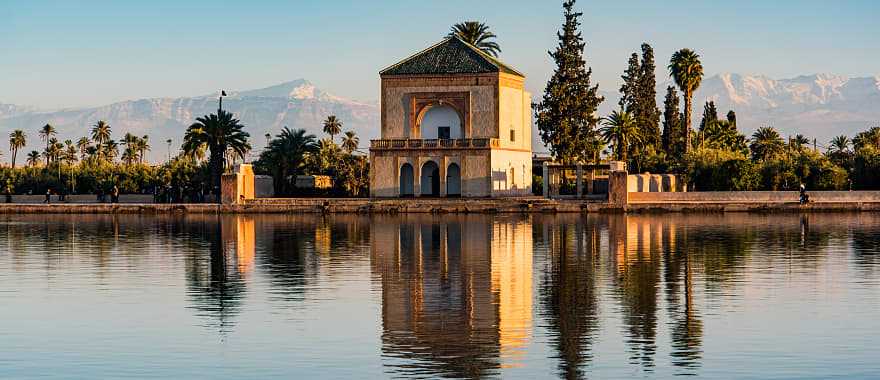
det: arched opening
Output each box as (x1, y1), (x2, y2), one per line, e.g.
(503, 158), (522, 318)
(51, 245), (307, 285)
(420, 161), (440, 197)
(419, 105), (462, 140)
(399, 163), (414, 197)
(446, 163), (461, 197)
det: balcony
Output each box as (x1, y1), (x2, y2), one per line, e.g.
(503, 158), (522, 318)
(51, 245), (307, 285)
(370, 138), (499, 150)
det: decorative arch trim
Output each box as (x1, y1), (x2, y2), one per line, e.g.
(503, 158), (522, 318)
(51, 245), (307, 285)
(408, 92), (470, 138)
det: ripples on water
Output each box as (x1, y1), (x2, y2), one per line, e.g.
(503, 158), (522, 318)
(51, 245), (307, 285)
(0, 213), (878, 379)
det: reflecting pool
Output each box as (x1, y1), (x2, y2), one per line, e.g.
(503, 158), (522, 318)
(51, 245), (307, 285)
(0, 213), (878, 378)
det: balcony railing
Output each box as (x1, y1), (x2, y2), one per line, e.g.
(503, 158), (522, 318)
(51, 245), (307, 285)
(371, 138), (499, 150)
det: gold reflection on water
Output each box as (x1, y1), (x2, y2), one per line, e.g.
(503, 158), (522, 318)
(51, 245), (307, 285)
(371, 216), (535, 377)
(221, 216), (256, 276)
(490, 220), (533, 368)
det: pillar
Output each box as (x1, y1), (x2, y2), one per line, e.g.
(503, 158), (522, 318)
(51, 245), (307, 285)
(542, 161), (549, 198)
(608, 170), (629, 206)
(221, 164), (255, 205)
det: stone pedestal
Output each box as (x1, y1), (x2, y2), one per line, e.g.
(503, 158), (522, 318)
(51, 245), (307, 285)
(221, 164), (255, 205)
(609, 171), (629, 206)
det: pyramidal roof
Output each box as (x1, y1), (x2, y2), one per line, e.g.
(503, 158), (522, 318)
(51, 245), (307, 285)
(380, 35), (524, 77)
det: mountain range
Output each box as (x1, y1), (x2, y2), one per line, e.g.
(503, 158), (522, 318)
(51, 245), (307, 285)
(1, 73), (878, 162)
(594, 73), (879, 149)
(0, 79), (379, 162)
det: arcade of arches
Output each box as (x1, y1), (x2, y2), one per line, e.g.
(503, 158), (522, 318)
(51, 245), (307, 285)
(398, 161), (461, 197)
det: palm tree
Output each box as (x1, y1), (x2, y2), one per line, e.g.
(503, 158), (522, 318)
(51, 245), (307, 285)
(749, 126), (785, 161)
(668, 49), (704, 154)
(76, 137), (90, 160)
(853, 127), (880, 151)
(121, 146), (138, 165)
(448, 21), (501, 57)
(183, 110), (251, 194)
(827, 135), (852, 167)
(322, 115), (342, 144)
(84, 146), (100, 163)
(103, 140), (119, 162)
(791, 134), (811, 151)
(64, 140), (78, 165)
(257, 127), (318, 195)
(39, 124), (56, 165)
(45, 138), (63, 164)
(137, 135), (150, 164)
(91, 121), (112, 160)
(599, 108), (643, 162)
(121, 133), (140, 163)
(122, 132), (137, 147)
(829, 135), (851, 155)
(341, 131), (359, 154)
(26, 151), (41, 167)
(8, 130), (26, 169)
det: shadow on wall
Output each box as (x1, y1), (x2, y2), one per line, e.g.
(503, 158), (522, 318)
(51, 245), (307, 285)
(492, 169), (529, 196)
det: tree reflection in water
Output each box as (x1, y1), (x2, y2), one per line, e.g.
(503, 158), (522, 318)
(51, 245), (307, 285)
(536, 216), (601, 380)
(183, 216), (247, 337)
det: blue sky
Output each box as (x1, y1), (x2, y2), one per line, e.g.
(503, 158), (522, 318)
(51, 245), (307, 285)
(1, 0), (878, 108)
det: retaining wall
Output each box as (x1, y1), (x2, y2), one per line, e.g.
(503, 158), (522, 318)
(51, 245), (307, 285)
(628, 191), (880, 203)
(3, 194), (155, 204)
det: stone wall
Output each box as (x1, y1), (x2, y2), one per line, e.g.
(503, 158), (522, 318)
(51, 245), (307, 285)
(1, 194), (155, 204)
(628, 191), (880, 203)
(489, 149), (532, 196)
(626, 173), (680, 192)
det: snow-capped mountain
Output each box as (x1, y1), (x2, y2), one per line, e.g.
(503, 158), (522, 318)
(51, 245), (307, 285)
(595, 73), (880, 145)
(672, 73), (880, 142)
(3, 74), (878, 162)
(0, 80), (379, 162)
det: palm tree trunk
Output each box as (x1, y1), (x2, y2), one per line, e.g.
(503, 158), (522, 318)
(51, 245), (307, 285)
(684, 93), (693, 154)
(11, 149), (16, 169)
(210, 145), (224, 200)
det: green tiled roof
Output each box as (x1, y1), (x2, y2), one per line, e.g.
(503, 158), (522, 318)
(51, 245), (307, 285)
(380, 36), (524, 77)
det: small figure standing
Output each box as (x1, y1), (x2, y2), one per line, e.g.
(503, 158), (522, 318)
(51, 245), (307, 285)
(4, 183), (12, 204)
(44, 189), (51, 204)
(111, 185), (119, 204)
(799, 183), (809, 204)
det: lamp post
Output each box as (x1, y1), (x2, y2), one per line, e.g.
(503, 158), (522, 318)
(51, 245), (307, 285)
(219, 90), (227, 115)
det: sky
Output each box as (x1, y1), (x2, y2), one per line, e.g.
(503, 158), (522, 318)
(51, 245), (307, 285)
(1, 0), (879, 109)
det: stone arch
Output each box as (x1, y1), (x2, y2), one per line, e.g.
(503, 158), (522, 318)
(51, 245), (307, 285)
(409, 93), (470, 138)
(399, 163), (414, 197)
(420, 161), (440, 197)
(418, 104), (463, 140)
(446, 163), (461, 197)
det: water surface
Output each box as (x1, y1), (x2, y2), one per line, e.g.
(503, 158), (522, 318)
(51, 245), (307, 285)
(0, 213), (878, 379)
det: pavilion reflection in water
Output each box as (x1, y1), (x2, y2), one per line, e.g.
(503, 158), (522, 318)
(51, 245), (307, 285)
(370, 216), (533, 378)
(180, 213), (846, 377)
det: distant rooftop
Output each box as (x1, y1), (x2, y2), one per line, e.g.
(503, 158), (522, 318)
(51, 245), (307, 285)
(380, 36), (524, 77)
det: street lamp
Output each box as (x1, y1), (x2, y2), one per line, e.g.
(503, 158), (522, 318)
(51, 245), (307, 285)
(219, 90), (227, 115)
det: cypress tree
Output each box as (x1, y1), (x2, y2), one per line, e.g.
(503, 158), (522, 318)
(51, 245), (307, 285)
(662, 86), (681, 154)
(635, 43), (661, 149)
(534, 0), (604, 164)
(726, 110), (737, 126)
(699, 101), (718, 131)
(619, 53), (640, 110)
